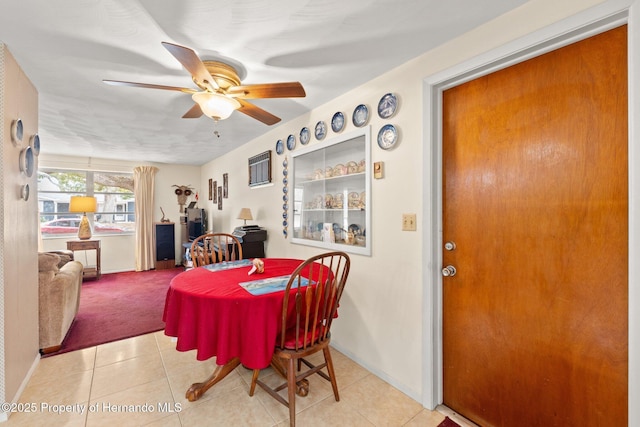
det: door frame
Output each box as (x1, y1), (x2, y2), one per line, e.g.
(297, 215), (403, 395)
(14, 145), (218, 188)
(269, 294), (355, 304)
(421, 1), (640, 424)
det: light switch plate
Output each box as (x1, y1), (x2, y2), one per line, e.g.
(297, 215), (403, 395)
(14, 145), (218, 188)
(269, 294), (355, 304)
(374, 161), (384, 179)
(402, 213), (417, 231)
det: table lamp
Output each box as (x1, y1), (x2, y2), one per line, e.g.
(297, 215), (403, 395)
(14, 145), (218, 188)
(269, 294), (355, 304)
(237, 208), (253, 226)
(69, 196), (97, 240)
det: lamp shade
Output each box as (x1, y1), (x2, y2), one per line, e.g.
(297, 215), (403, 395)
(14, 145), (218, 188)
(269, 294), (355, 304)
(69, 196), (97, 213)
(237, 208), (253, 221)
(192, 92), (241, 120)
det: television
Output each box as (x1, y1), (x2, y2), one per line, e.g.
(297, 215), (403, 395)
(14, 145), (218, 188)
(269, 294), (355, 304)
(186, 208), (207, 241)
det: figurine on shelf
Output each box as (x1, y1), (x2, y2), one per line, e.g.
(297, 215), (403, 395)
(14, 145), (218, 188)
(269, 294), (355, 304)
(344, 230), (356, 245)
(160, 207), (171, 223)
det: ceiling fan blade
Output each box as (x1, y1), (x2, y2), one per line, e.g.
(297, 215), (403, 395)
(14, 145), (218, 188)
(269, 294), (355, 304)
(182, 103), (203, 119)
(103, 80), (197, 94)
(236, 99), (281, 125)
(227, 82), (306, 99)
(161, 42), (219, 90)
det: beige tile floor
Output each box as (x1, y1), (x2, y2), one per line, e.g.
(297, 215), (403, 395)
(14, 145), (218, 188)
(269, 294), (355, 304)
(5, 331), (470, 426)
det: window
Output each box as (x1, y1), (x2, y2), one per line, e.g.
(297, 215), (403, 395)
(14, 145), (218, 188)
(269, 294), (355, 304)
(38, 169), (135, 237)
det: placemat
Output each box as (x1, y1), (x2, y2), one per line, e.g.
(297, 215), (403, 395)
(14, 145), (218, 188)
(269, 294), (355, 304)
(240, 275), (311, 295)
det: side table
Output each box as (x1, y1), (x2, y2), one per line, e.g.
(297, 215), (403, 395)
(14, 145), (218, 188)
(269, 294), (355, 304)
(66, 239), (101, 280)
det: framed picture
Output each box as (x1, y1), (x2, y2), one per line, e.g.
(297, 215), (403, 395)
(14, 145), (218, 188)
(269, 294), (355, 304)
(223, 173), (229, 198)
(208, 179), (213, 200)
(217, 186), (223, 210)
(212, 181), (217, 203)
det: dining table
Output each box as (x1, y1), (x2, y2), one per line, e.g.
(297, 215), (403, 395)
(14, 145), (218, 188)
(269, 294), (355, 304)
(163, 257), (307, 401)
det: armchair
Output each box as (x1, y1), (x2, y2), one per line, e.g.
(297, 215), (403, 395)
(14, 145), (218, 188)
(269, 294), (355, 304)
(38, 252), (83, 354)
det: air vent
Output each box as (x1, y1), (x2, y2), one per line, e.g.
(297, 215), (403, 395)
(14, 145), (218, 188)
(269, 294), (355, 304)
(248, 150), (272, 187)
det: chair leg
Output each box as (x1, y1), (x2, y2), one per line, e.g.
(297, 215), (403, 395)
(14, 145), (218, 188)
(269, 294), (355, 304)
(323, 347), (340, 401)
(287, 358), (297, 427)
(249, 369), (260, 396)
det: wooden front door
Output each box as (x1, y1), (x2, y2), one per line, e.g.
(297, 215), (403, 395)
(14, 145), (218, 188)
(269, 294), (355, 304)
(442, 25), (628, 426)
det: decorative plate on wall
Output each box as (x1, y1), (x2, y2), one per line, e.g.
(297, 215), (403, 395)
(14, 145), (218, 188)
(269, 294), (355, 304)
(275, 139), (284, 155)
(21, 184), (30, 201)
(377, 124), (398, 150)
(300, 127), (310, 145)
(29, 134), (41, 156)
(11, 119), (23, 146)
(352, 104), (369, 127)
(19, 146), (35, 177)
(282, 156), (289, 238)
(377, 93), (398, 119)
(315, 121), (327, 140)
(286, 134), (296, 151)
(331, 112), (345, 133)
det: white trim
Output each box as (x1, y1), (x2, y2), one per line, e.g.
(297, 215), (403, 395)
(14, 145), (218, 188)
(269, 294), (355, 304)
(627, 3), (640, 425)
(422, 3), (638, 426)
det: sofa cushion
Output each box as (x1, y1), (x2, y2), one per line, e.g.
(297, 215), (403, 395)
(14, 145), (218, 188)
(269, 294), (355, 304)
(38, 253), (61, 273)
(47, 250), (75, 268)
(56, 253), (74, 268)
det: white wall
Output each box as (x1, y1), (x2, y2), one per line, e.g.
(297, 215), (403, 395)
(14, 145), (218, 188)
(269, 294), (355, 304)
(38, 154), (201, 272)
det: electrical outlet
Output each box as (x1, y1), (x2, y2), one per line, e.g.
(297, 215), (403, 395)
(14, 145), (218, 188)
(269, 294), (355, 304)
(402, 213), (417, 231)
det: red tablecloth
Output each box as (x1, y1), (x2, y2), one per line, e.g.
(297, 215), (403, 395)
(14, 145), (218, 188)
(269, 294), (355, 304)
(163, 258), (304, 369)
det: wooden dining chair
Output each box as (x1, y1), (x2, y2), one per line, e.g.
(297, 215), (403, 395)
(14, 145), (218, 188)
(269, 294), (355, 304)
(189, 233), (243, 267)
(249, 251), (351, 427)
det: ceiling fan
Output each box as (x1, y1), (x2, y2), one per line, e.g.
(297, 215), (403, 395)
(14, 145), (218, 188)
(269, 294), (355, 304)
(103, 42), (306, 125)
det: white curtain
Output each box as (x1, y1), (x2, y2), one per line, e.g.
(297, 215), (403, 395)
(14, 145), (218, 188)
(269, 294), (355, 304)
(134, 166), (159, 271)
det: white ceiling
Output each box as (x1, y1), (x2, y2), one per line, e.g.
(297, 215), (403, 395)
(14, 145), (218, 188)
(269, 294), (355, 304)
(0, 0), (526, 166)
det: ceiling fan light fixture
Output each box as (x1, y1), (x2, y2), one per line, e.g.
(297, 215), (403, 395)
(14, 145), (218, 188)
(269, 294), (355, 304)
(192, 92), (241, 120)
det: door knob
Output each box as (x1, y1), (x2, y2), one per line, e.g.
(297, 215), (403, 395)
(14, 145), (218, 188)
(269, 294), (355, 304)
(444, 241), (456, 251)
(442, 265), (457, 277)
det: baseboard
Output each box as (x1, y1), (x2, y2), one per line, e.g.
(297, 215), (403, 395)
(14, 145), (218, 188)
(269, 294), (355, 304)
(329, 341), (421, 403)
(101, 269), (135, 274)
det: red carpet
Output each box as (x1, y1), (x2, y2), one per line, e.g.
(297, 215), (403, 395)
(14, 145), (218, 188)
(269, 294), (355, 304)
(43, 267), (183, 357)
(438, 417), (461, 427)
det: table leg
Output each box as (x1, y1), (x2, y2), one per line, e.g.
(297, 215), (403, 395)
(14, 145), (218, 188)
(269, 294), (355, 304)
(186, 357), (241, 401)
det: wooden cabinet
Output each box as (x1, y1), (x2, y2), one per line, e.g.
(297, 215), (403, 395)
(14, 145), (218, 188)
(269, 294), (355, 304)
(232, 226), (268, 259)
(291, 127), (371, 256)
(67, 239), (101, 280)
